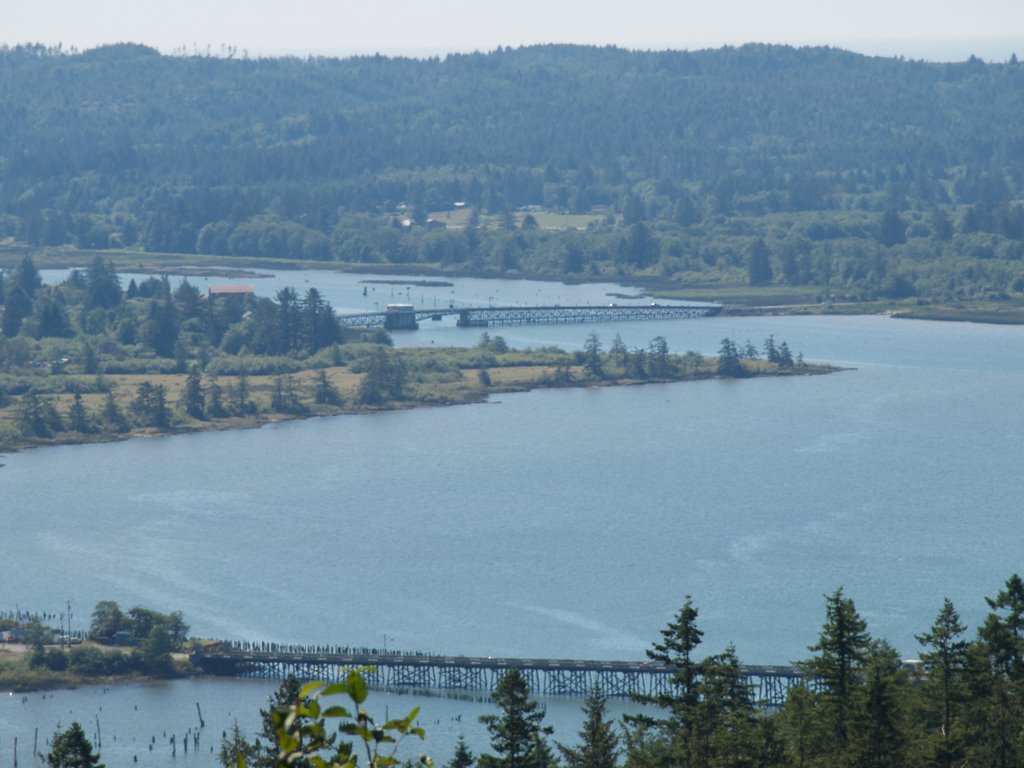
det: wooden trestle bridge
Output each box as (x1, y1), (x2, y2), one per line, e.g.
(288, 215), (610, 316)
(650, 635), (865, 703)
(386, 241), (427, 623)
(336, 303), (720, 331)
(191, 644), (803, 707)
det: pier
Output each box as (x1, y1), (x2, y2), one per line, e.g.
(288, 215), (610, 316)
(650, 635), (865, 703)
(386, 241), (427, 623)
(191, 643), (803, 707)
(336, 303), (720, 330)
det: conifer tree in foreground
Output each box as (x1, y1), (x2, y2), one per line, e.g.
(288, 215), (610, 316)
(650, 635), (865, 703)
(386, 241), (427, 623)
(47, 721), (104, 768)
(479, 668), (554, 768)
(557, 686), (620, 768)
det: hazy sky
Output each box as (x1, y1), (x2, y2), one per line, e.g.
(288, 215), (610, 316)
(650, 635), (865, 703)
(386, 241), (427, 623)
(6, 0), (1024, 61)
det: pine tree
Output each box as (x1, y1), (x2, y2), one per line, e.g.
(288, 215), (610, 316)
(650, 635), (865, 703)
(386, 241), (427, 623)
(583, 332), (604, 379)
(313, 368), (342, 406)
(479, 668), (553, 768)
(68, 392), (91, 433)
(916, 598), (968, 768)
(47, 721), (104, 768)
(628, 595), (704, 768)
(557, 686), (619, 768)
(970, 574), (1024, 768)
(446, 735), (475, 768)
(218, 721), (258, 768)
(747, 238), (773, 284)
(846, 641), (910, 768)
(693, 645), (757, 768)
(102, 391), (129, 432)
(636, 597), (703, 721)
(716, 338), (744, 377)
(182, 367), (206, 419)
(804, 587), (871, 754)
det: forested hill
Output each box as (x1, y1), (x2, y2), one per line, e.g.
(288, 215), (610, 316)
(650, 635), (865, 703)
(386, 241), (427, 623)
(2, 42), (1024, 301)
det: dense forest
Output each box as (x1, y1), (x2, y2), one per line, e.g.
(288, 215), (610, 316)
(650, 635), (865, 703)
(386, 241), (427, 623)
(1, 43), (1023, 303)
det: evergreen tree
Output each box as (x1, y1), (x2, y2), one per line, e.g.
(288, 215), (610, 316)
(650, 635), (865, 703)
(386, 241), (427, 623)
(2, 285), (33, 337)
(969, 574), (1024, 768)
(101, 391), (129, 432)
(878, 209), (907, 247)
(479, 668), (553, 768)
(609, 334), (628, 370)
(182, 367), (206, 419)
(84, 256), (122, 310)
(218, 721), (258, 768)
(208, 375), (228, 417)
(17, 391), (51, 437)
(980, 573), (1024, 679)
(143, 299), (180, 357)
(628, 596), (704, 768)
(557, 686), (620, 768)
(804, 587), (871, 754)
(638, 597), (703, 720)
(583, 332), (604, 379)
(846, 641), (910, 768)
(716, 338), (744, 377)
(777, 342), (794, 369)
(692, 646), (758, 768)
(778, 683), (820, 768)
(230, 373), (255, 415)
(747, 238), (773, 284)
(647, 336), (670, 378)
(46, 721), (104, 768)
(271, 374), (307, 414)
(67, 392), (91, 433)
(81, 339), (98, 375)
(15, 254), (41, 298)
(313, 368), (343, 405)
(446, 735), (475, 768)
(132, 381), (171, 429)
(358, 348), (406, 405)
(916, 598), (969, 768)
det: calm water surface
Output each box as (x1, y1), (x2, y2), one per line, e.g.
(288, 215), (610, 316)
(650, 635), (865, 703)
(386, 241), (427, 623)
(8, 270), (1024, 764)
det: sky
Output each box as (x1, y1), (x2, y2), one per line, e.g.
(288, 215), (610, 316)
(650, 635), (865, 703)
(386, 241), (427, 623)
(5, 0), (1024, 62)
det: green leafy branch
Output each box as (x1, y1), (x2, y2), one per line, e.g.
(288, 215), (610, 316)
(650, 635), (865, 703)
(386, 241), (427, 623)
(261, 668), (432, 768)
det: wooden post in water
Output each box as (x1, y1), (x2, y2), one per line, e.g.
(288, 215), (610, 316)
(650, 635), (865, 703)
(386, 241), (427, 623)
(13, 736), (17, 767)
(196, 702), (205, 728)
(32, 730), (37, 760)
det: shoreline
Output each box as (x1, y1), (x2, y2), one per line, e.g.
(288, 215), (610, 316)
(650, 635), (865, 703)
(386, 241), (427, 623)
(0, 363), (840, 456)
(8, 246), (1024, 326)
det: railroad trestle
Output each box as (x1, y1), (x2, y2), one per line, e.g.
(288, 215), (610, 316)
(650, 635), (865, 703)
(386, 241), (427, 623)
(193, 646), (804, 708)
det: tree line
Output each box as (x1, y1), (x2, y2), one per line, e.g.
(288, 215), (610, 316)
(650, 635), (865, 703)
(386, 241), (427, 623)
(2, 44), (1024, 302)
(5, 600), (189, 681)
(442, 576), (1024, 768)
(41, 574), (1024, 767)
(0, 256), (815, 449)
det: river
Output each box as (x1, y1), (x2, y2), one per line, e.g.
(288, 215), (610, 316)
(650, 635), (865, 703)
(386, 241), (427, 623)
(5, 268), (1024, 765)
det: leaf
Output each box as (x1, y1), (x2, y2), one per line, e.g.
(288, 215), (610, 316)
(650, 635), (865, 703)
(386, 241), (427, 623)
(347, 670), (369, 704)
(321, 683), (351, 697)
(300, 680), (325, 699)
(322, 706), (353, 719)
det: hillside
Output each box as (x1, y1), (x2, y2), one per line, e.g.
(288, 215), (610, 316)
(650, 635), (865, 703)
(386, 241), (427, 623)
(1, 43), (1023, 304)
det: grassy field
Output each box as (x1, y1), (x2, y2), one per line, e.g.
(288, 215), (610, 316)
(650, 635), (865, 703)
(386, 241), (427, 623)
(0, 342), (838, 455)
(0, 360), (577, 453)
(523, 211), (606, 230)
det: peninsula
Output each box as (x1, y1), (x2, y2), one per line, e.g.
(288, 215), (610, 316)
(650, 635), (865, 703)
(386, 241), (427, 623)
(0, 257), (835, 454)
